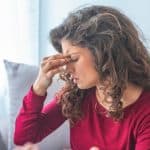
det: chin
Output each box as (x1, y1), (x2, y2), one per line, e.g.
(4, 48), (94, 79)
(77, 83), (95, 89)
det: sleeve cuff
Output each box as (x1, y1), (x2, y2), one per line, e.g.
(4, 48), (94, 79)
(22, 86), (47, 112)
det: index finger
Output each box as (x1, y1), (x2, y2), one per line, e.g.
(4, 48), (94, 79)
(48, 54), (70, 59)
(44, 54), (71, 61)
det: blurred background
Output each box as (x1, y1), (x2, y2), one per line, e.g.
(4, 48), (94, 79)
(0, 0), (150, 86)
(0, 0), (150, 149)
(0, 0), (150, 65)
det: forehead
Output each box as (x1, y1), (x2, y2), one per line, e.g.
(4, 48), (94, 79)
(61, 39), (96, 64)
(61, 39), (84, 55)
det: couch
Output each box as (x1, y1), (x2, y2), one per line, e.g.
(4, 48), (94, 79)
(0, 59), (70, 150)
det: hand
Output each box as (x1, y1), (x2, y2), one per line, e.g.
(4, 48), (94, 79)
(14, 143), (39, 150)
(33, 54), (71, 96)
(89, 146), (100, 150)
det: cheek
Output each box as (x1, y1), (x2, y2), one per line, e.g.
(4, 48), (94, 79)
(77, 71), (99, 89)
(75, 62), (99, 88)
(76, 59), (94, 73)
(79, 64), (99, 80)
(75, 55), (97, 75)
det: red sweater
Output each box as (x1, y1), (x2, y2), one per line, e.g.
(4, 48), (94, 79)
(14, 87), (150, 150)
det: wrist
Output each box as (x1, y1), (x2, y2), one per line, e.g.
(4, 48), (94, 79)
(33, 83), (47, 96)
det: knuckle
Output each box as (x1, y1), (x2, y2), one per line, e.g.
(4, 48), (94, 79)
(48, 60), (53, 65)
(42, 56), (49, 61)
(60, 59), (66, 64)
(47, 72), (53, 78)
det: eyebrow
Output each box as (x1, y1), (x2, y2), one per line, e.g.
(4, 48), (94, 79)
(69, 52), (80, 55)
(63, 50), (80, 55)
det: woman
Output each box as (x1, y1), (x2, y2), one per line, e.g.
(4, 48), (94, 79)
(14, 5), (150, 150)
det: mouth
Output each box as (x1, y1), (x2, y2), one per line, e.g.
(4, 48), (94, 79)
(70, 74), (79, 83)
(73, 77), (79, 83)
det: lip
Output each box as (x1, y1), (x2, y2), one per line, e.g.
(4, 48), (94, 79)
(73, 76), (78, 79)
(73, 78), (79, 84)
(69, 74), (79, 82)
(70, 75), (79, 83)
(73, 76), (78, 80)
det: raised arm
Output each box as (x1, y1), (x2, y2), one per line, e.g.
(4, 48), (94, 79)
(14, 87), (66, 145)
(14, 54), (72, 145)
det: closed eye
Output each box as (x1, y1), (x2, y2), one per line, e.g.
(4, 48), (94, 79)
(70, 54), (79, 62)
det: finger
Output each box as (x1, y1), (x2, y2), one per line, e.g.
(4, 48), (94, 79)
(42, 59), (65, 73)
(89, 146), (100, 150)
(23, 143), (38, 150)
(13, 146), (23, 150)
(46, 67), (64, 78)
(43, 58), (71, 73)
(41, 54), (65, 66)
(42, 56), (49, 61)
(47, 54), (70, 61)
(41, 55), (71, 67)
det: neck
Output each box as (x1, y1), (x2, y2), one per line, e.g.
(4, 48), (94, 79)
(96, 83), (143, 110)
(121, 83), (143, 107)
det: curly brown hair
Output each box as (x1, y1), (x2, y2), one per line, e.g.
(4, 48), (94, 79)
(49, 5), (150, 124)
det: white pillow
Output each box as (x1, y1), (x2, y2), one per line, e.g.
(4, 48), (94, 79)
(4, 60), (70, 150)
(0, 132), (7, 150)
(0, 59), (9, 148)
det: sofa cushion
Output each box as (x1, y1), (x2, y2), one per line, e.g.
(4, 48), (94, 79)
(4, 60), (70, 150)
(0, 59), (9, 149)
(0, 87), (8, 149)
(0, 132), (6, 150)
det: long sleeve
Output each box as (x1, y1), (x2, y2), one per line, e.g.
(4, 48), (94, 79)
(135, 112), (150, 150)
(14, 87), (66, 145)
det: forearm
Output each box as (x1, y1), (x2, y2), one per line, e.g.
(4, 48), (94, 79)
(14, 87), (66, 145)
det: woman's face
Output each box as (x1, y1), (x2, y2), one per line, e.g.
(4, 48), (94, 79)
(61, 39), (100, 89)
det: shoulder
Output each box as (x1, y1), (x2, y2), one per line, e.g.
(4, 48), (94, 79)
(125, 90), (150, 149)
(132, 90), (150, 125)
(137, 90), (150, 111)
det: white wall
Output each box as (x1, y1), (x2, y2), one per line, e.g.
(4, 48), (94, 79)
(0, 0), (39, 65)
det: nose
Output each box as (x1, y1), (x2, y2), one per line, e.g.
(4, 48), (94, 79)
(65, 62), (75, 73)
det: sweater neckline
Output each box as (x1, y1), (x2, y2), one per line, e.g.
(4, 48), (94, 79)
(92, 87), (145, 115)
